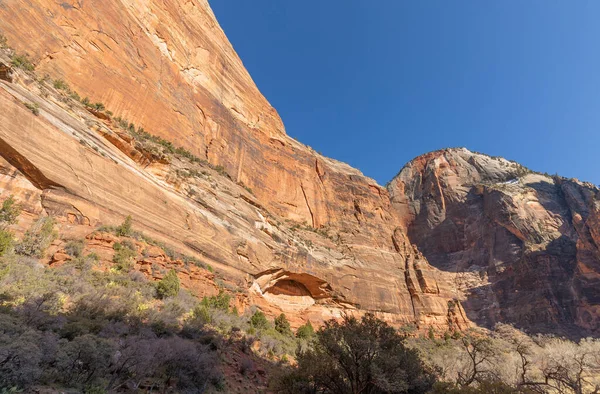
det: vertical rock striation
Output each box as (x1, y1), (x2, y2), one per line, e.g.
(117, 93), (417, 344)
(0, 3), (598, 336)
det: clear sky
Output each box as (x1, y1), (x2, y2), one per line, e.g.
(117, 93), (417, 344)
(210, 1), (600, 186)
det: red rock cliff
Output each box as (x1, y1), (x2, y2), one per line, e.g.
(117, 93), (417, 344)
(0, 2), (598, 336)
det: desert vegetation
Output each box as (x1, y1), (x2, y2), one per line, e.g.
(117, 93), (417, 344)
(0, 196), (599, 393)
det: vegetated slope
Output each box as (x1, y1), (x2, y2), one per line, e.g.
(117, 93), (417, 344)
(0, 0), (599, 339)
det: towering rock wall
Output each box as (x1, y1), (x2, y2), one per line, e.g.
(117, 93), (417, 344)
(0, 1), (599, 336)
(388, 148), (600, 336)
(0, 0), (465, 331)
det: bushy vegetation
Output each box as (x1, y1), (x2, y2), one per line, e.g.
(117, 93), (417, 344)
(52, 78), (69, 91)
(110, 117), (234, 180)
(156, 269), (180, 299)
(24, 102), (39, 115)
(0, 196), (19, 257)
(0, 246), (225, 392)
(0, 230), (13, 257)
(296, 320), (315, 339)
(410, 325), (600, 394)
(64, 239), (84, 258)
(14, 217), (57, 258)
(115, 215), (133, 236)
(200, 289), (231, 310)
(112, 240), (137, 272)
(10, 53), (34, 71)
(274, 313), (292, 336)
(0, 197), (19, 227)
(273, 313), (436, 394)
(99, 216), (215, 274)
(250, 310), (270, 330)
(1, 201), (597, 393)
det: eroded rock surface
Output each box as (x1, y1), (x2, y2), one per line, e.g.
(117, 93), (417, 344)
(0, 2), (598, 336)
(389, 148), (600, 336)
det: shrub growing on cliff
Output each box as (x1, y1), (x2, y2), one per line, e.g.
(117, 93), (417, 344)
(24, 102), (39, 116)
(0, 196), (20, 256)
(53, 79), (69, 91)
(0, 230), (13, 257)
(275, 313), (292, 337)
(112, 241), (137, 271)
(200, 289), (231, 311)
(274, 313), (436, 394)
(156, 269), (180, 299)
(64, 239), (84, 258)
(10, 53), (34, 71)
(15, 217), (57, 258)
(296, 321), (315, 339)
(0, 196), (20, 228)
(115, 215), (133, 237)
(250, 310), (270, 330)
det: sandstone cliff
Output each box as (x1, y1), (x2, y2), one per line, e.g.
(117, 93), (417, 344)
(389, 148), (600, 336)
(0, 1), (598, 337)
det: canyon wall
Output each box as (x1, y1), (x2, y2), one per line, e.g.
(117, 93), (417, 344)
(0, 1), (598, 336)
(389, 148), (600, 336)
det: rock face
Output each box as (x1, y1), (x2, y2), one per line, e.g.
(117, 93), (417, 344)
(0, 2), (599, 336)
(389, 148), (600, 336)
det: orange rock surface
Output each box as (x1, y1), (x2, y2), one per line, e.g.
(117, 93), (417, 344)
(0, 1), (598, 336)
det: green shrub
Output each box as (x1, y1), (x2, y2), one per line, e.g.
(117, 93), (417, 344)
(53, 79), (69, 91)
(70, 91), (81, 101)
(10, 53), (34, 71)
(0, 196), (20, 228)
(275, 313), (292, 336)
(64, 239), (84, 257)
(0, 229), (14, 256)
(14, 217), (57, 257)
(24, 102), (39, 116)
(115, 215), (133, 237)
(156, 269), (180, 299)
(71, 252), (99, 270)
(295, 320), (314, 339)
(200, 290), (231, 311)
(112, 241), (136, 271)
(192, 304), (211, 325)
(0, 34), (7, 49)
(87, 252), (99, 262)
(428, 325), (436, 340)
(249, 310), (269, 330)
(275, 313), (436, 394)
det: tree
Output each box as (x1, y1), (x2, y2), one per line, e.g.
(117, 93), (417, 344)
(275, 313), (435, 394)
(14, 217), (57, 258)
(0, 196), (20, 256)
(115, 215), (133, 237)
(296, 321), (315, 339)
(0, 196), (20, 229)
(249, 310), (269, 330)
(200, 290), (231, 311)
(0, 230), (13, 257)
(155, 270), (180, 299)
(456, 331), (498, 387)
(535, 337), (600, 394)
(275, 313), (292, 336)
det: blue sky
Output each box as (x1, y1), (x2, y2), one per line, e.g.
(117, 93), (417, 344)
(211, 1), (600, 186)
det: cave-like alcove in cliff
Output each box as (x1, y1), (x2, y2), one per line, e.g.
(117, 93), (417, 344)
(264, 279), (312, 297)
